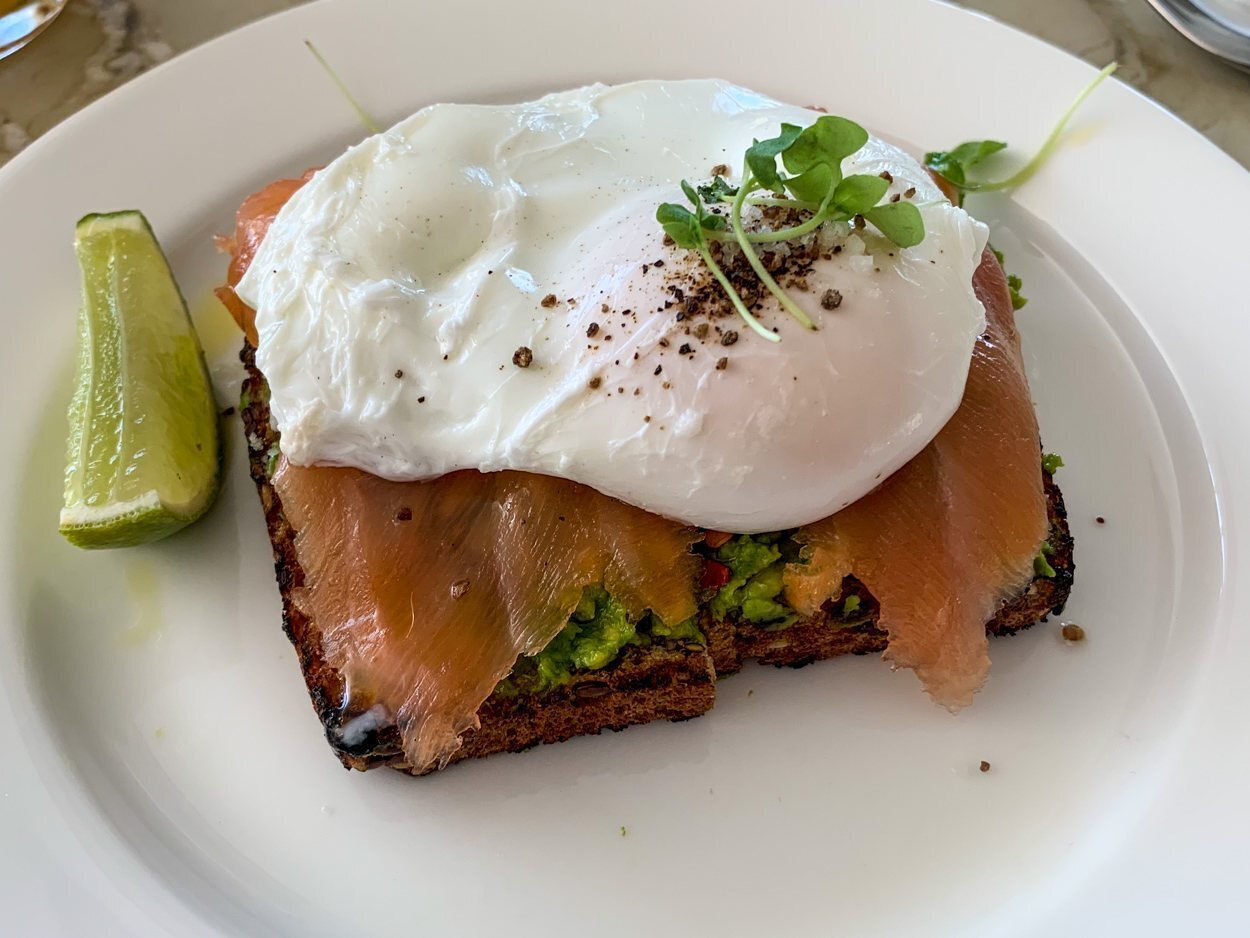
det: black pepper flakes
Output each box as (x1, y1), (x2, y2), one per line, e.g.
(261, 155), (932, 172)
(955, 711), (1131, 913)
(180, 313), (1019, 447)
(679, 343), (693, 355)
(394, 369), (404, 379)
(1096, 516), (1106, 524)
(586, 322), (600, 338)
(716, 357), (728, 371)
(853, 214), (866, 229)
(512, 346), (533, 368)
(904, 186), (916, 199)
(654, 364), (663, 376)
(720, 330), (739, 347)
(694, 322), (710, 339)
(395, 507), (413, 522)
(890, 193), (901, 203)
(540, 293), (558, 308)
(979, 761), (991, 773)
(588, 376), (602, 390)
(450, 579), (470, 600)
(879, 170), (893, 182)
(417, 396), (426, 403)
(219, 406), (236, 417)
(820, 289), (843, 311)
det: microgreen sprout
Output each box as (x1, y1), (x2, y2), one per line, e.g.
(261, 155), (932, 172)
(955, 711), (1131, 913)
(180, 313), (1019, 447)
(658, 115), (925, 341)
(305, 40), (381, 135)
(926, 62), (1118, 204)
(656, 182), (778, 342)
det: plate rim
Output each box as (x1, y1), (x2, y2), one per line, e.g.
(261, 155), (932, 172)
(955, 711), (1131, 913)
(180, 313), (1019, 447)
(2, 0), (1249, 934)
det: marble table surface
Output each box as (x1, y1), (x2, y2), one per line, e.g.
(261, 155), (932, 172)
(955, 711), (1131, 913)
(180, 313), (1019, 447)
(2, 0), (1248, 169)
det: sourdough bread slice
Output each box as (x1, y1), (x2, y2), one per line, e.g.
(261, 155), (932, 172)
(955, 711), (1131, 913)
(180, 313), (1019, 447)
(241, 346), (1073, 775)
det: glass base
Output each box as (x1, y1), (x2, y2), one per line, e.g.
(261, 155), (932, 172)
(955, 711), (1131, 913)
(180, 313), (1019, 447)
(0, 0), (69, 61)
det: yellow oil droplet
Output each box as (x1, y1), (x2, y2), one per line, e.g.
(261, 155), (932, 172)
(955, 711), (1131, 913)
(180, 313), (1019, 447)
(191, 291), (245, 366)
(121, 562), (163, 646)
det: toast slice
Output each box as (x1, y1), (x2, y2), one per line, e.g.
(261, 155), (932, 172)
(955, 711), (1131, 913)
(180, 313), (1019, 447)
(241, 346), (1073, 775)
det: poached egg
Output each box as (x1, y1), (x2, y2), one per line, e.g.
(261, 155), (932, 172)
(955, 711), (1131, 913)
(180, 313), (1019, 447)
(235, 79), (989, 532)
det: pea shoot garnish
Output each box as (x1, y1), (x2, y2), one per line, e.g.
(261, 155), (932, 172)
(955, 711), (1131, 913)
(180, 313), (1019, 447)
(656, 182), (778, 341)
(657, 115), (925, 342)
(925, 63), (1117, 205)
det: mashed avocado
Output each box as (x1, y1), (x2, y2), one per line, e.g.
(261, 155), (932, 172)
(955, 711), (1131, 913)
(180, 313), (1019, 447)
(534, 586), (634, 687)
(498, 586), (705, 696)
(709, 534), (797, 629)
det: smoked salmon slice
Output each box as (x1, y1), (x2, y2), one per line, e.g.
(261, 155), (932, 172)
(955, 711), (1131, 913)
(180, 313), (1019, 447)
(783, 251), (1047, 708)
(215, 171), (316, 346)
(273, 462), (700, 770)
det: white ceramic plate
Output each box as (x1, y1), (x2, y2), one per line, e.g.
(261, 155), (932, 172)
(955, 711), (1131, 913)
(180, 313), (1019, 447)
(2, 1), (1248, 934)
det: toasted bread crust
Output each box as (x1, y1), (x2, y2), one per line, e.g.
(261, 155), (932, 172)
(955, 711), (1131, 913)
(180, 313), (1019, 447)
(241, 346), (1073, 774)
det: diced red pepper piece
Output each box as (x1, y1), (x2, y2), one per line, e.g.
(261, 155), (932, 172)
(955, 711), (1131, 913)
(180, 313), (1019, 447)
(700, 559), (731, 590)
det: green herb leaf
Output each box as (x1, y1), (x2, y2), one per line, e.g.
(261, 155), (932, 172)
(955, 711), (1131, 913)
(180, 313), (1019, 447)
(1041, 452), (1064, 475)
(778, 116), (870, 207)
(783, 115), (868, 174)
(864, 201), (925, 248)
(784, 164), (835, 205)
(949, 139), (1009, 166)
(656, 203), (701, 249)
(697, 176), (739, 203)
(700, 213), (728, 231)
(841, 594), (861, 617)
(924, 139), (1007, 189)
(832, 173), (890, 215)
(680, 179), (701, 207)
(746, 124), (803, 194)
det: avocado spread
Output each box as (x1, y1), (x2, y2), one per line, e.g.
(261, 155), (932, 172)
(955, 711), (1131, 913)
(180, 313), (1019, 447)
(497, 586), (705, 696)
(708, 533), (798, 629)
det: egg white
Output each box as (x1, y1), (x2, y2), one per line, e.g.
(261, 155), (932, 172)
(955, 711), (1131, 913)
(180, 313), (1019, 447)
(236, 79), (988, 532)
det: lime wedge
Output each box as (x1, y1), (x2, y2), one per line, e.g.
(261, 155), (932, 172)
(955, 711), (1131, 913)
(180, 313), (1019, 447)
(60, 211), (220, 549)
